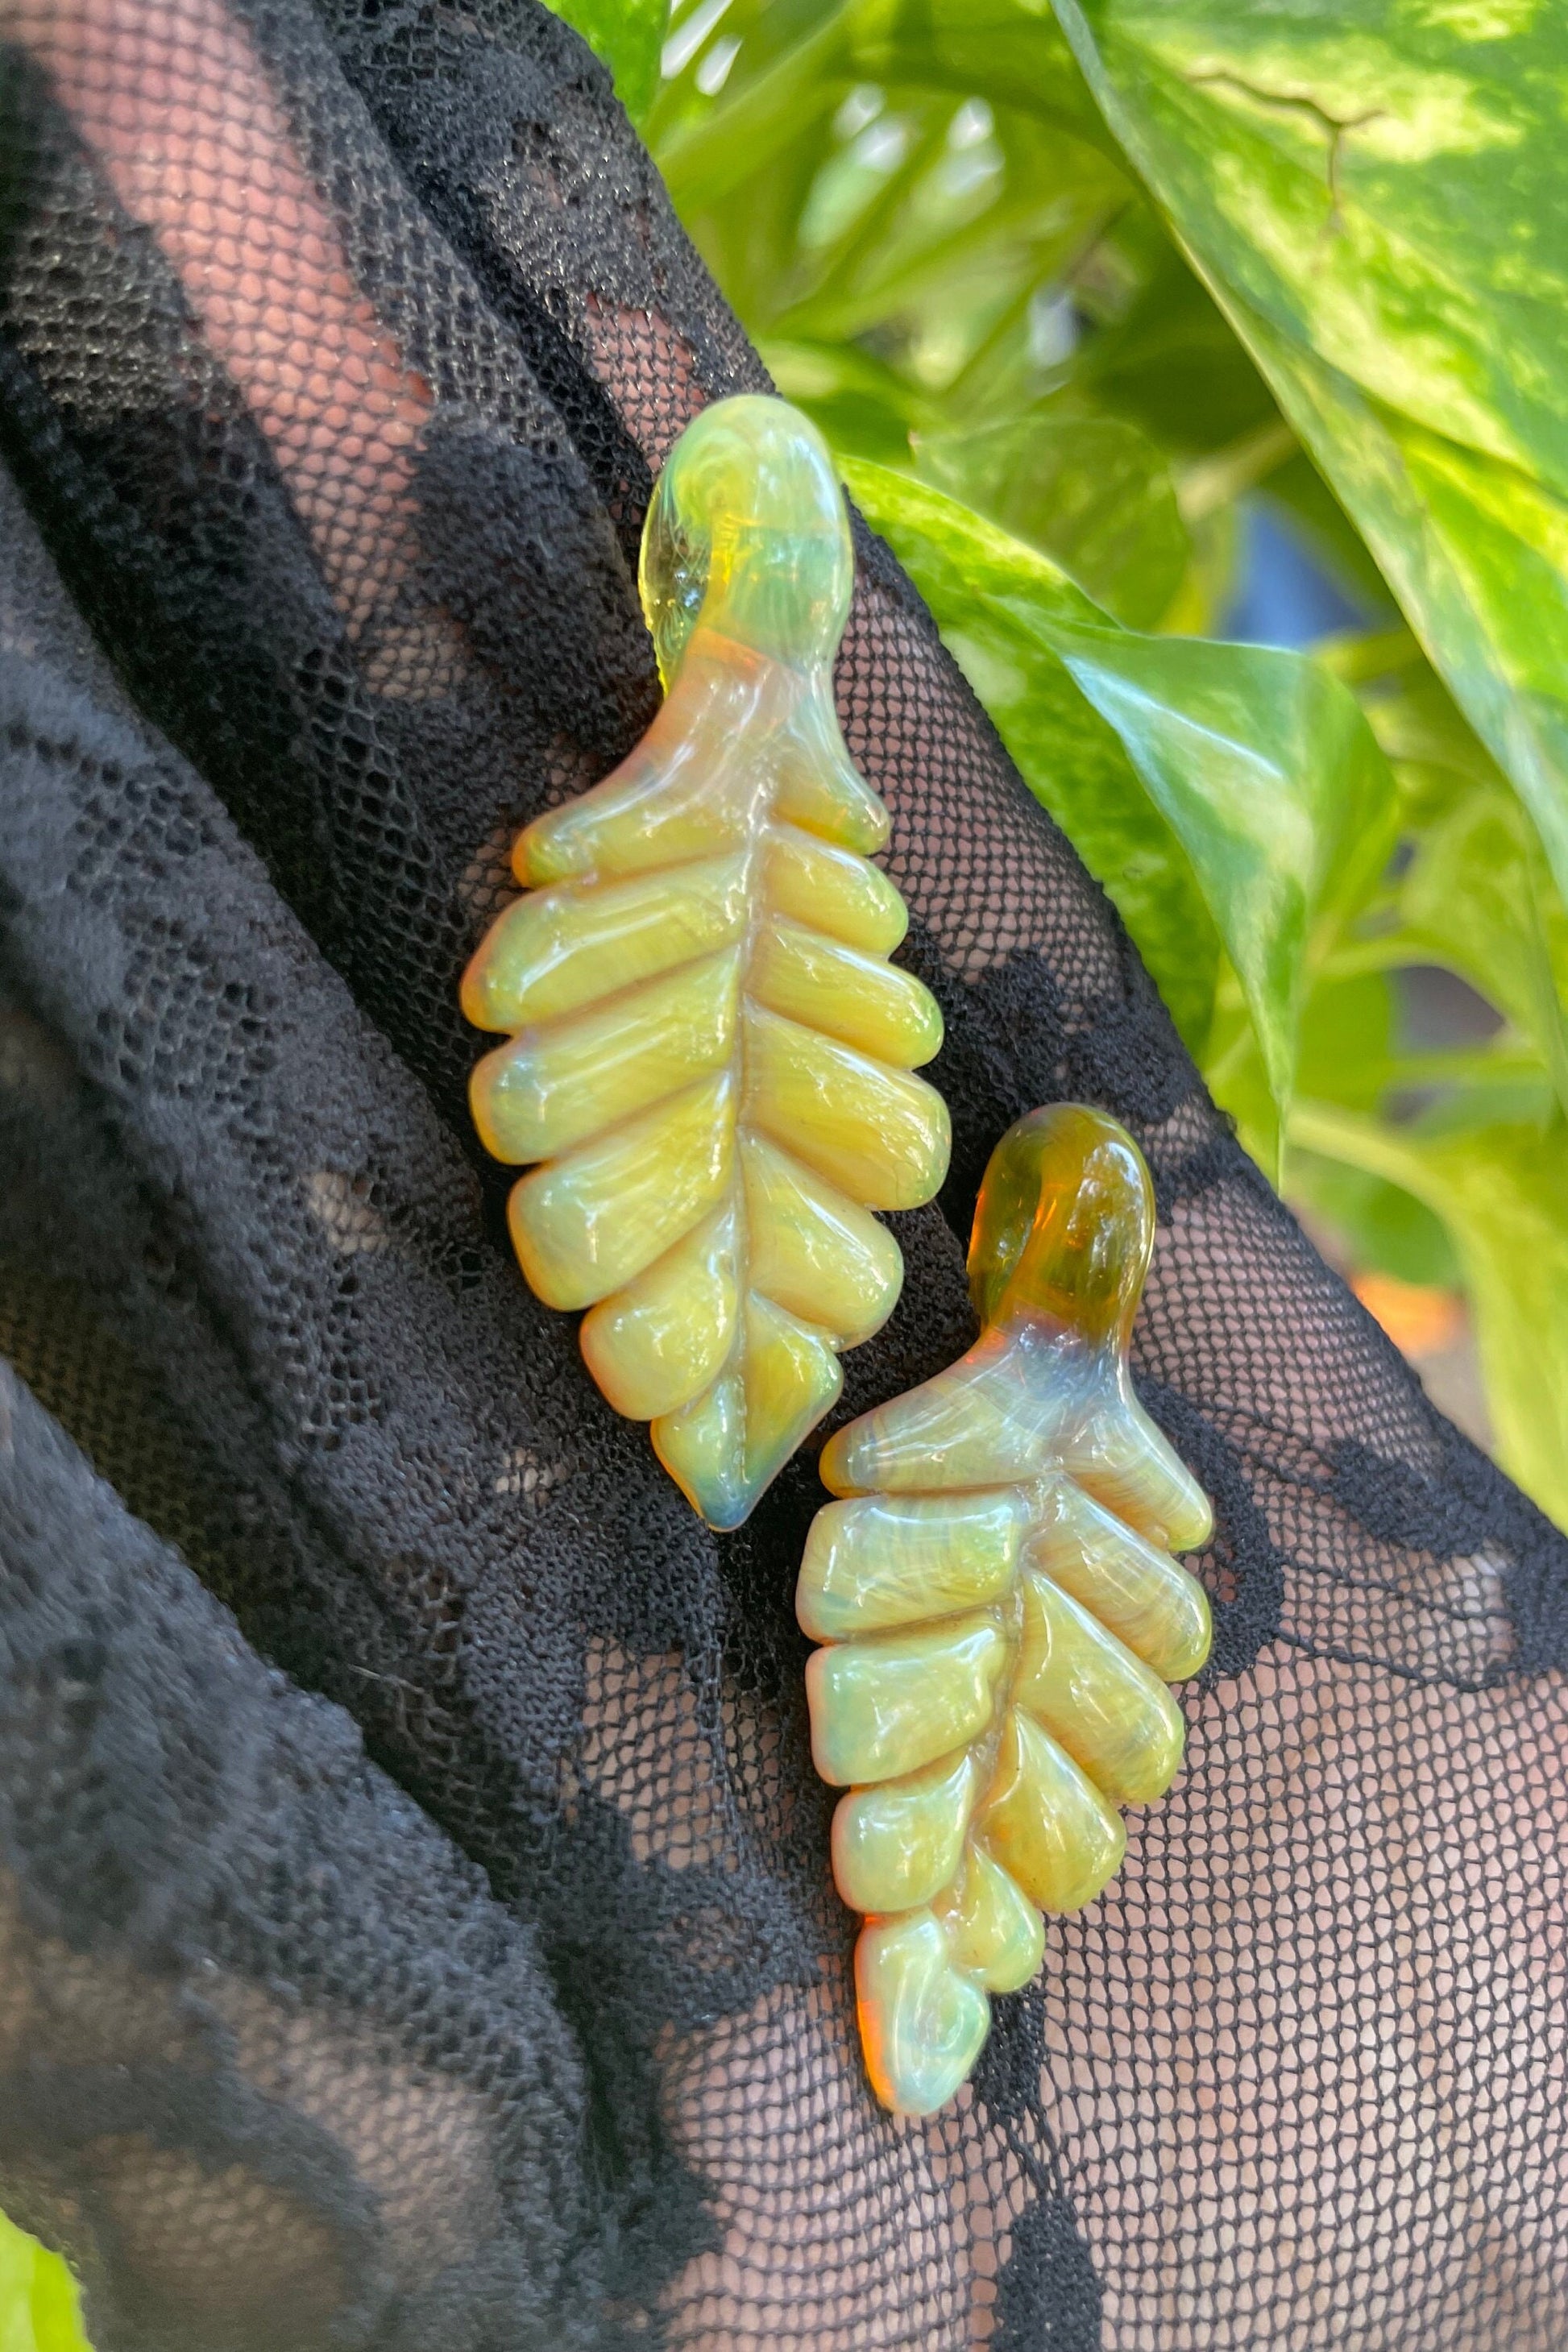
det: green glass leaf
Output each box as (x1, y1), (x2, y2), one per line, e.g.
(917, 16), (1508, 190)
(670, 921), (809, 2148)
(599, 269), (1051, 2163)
(543, 0), (671, 122)
(0, 2213), (90, 2352)
(1293, 1101), (1568, 1531)
(1050, 0), (1568, 905)
(845, 458), (1395, 1114)
(915, 409), (1190, 627)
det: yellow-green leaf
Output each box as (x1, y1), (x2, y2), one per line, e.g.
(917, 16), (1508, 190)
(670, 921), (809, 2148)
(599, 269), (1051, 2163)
(844, 458), (1394, 1115)
(543, 0), (671, 122)
(1292, 1101), (1568, 1530)
(0, 2213), (89, 2352)
(915, 409), (1190, 628)
(1399, 786), (1568, 1115)
(1051, 0), (1568, 902)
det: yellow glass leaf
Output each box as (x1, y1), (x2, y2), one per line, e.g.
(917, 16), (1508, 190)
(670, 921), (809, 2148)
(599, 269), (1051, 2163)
(805, 1610), (1010, 1788)
(739, 1135), (902, 1350)
(1012, 1570), (1185, 1806)
(1027, 1476), (1212, 1683)
(741, 1006), (949, 1213)
(653, 1291), (842, 1530)
(978, 1709), (1126, 1916)
(508, 1072), (736, 1311)
(797, 1488), (1028, 1641)
(799, 1102), (1215, 2116)
(461, 855), (747, 1029)
(761, 827), (907, 955)
(463, 396), (950, 1526)
(748, 921), (943, 1067)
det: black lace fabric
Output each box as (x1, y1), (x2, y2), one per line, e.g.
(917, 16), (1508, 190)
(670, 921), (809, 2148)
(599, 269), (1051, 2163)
(0, 6), (1565, 2346)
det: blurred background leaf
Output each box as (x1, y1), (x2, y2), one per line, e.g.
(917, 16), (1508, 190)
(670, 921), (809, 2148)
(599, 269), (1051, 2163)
(1051, 0), (1568, 911)
(1293, 1099), (1568, 1529)
(0, 2213), (90, 2352)
(845, 458), (1395, 1146)
(537, 0), (1568, 1524)
(551, 0), (672, 118)
(914, 409), (1188, 628)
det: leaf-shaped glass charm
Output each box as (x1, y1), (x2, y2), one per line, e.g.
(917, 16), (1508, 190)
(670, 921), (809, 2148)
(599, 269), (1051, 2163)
(798, 1103), (1213, 2116)
(462, 396), (950, 1529)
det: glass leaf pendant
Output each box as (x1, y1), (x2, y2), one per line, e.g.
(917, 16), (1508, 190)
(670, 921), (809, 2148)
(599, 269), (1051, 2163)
(798, 1103), (1214, 2115)
(463, 396), (950, 1529)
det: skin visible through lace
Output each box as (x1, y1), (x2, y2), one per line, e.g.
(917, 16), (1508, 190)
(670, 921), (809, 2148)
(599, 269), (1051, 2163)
(6, 0), (433, 637)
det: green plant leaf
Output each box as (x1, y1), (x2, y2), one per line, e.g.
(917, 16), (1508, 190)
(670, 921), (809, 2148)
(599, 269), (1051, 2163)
(1289, 1151), (1460, 1290)
(915, 409), (1189, 626)
(848, 0), (1114, 149)
(1050, 0), (1568, 906)
(650, 2), (853, 210)
(1319, 631), (1568, 1111)
(842, 458), (1220, 1048)
(544, 0), (671, 122)
(653, 0), (1114, 208)
(1204, 964), (1399, 1176)
(0, 2213), (90, 2352)
(1297, 971), (1396, 1114)
(1399, 786), (1568, 1115)
(761, 338), (936, 464)
(1054, 624), (1393, 1114)
(649, 0), (1134, 413)
(1077, 238), (1279, 458)
(782, 108), (1112, 355)
(1263, 455), (1399, 621)
(1292, 1101), (1568, 1530)
(844, 458), (1394, 1118)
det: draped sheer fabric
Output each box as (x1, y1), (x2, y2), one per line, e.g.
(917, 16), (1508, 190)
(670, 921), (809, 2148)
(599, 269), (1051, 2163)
(0, 5), (1565, 2346)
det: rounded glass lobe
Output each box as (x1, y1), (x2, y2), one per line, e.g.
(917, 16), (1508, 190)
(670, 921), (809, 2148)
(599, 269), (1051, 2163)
(967, 1102), (1153, 1346)
(638, 395), (853, 683)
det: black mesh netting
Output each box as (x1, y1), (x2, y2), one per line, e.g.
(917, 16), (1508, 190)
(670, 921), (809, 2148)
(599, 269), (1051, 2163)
(0, 4), (1566, 2346)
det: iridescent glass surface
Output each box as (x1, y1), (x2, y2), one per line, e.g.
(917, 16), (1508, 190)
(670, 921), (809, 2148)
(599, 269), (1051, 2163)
(800, 1104), (1213, 2114)
(463, 397), (948, 1526)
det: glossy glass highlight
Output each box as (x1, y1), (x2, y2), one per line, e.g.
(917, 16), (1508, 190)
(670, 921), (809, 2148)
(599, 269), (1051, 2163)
(463, 396), (948, 1527)
(799, 1103), (1213, 2115)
